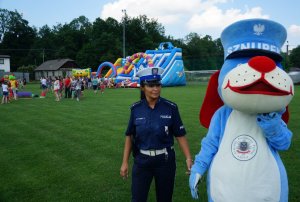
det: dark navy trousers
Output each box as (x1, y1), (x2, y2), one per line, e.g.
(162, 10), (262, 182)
(131, 149), (176, 202)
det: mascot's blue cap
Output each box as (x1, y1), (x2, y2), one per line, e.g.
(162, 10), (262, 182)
(136, 67), (164, 84)
(221, 19), (287, 61)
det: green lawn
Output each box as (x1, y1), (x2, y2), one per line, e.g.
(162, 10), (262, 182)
(0, 83), (299, 201)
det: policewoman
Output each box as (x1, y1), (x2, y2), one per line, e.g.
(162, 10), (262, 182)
(120, 67), (193, 202)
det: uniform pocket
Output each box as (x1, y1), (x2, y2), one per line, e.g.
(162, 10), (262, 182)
(135, 118), (146, 136)
(135, 118), (146, 125)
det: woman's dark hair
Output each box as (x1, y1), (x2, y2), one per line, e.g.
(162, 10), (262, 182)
(140, 81), (146, 100)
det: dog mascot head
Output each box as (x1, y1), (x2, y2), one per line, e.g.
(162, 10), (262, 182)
(200, 19), (294, 128)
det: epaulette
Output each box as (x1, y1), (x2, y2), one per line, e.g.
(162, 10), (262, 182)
(161, 98), (178, 109)
(130, 100), (142, 109)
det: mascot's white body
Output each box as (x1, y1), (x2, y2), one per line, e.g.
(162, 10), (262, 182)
(189, 19), (294, 202)
(210, 109), (281, 201)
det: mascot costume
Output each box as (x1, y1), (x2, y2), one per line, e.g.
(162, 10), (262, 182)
(189, 19), (294, 202)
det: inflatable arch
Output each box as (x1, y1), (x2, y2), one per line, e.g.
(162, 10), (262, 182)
(96, 62), (117, 78)
(121, 52), (154, 74)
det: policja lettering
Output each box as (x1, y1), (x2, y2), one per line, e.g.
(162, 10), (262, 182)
(160, 115), (171, 119)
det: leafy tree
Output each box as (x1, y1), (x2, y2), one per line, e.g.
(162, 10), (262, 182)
(17, 64), (36, 80)
(289, 45), (300, 68)
(52, 20), (89, 60)
(182, 33), (223, 70)
(76, 42), (100, 70)
(0, 9), (11, 42)
(125, 15), (166, 55)
(0, 9), (37, 71)
(1, 8), (228, 73)
(17, 64), (35, 72)
(28, 25), (57, 65)
(85, 17), (122, 69)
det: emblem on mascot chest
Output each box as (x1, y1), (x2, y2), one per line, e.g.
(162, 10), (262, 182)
(231, 135), (257, 161)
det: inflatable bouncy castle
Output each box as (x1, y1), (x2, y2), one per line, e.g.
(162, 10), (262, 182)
(72, 68), (91, 77)
(95, 42), (186, 87)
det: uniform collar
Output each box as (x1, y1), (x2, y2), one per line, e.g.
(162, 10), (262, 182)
(143, 97), (161, 109)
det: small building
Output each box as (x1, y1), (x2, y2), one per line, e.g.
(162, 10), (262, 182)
(0, 55), (11, 72)
(288, 67), (300, 84)
(35, 58), (80, 80)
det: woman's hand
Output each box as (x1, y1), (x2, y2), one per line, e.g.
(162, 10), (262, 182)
(185, 158), (193, 175)
(120, 136), (132, 179)
(120, 162), (129, 179)
(175, 136), (193, 175)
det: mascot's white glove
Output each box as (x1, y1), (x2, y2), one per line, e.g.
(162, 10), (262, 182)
(189, 172), (202, 199)
(256, 109), (285, 137)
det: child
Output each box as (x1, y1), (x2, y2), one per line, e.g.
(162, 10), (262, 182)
(75, 77), (82, 101)
(92, 76), (99, 93)
(70, 77), (76, 99)
(80, 77), (85, 97)
(10, 78), (18, 100)
(1, 81), (9, 104)
(53, 77), (60, 101)
(100, 78), (105, 94)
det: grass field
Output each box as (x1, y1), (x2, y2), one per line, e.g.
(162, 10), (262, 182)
(0, 83), (299, 202)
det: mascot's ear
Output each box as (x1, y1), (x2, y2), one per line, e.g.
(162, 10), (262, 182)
(282, 106), (289, 124)
(199, 70), (224, 128)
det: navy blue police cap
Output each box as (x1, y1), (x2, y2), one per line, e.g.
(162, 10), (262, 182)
(221, 18), (287, 61)
(136, 67), (164, 84)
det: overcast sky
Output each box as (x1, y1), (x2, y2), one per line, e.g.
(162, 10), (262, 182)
(1, 0), (300, 50)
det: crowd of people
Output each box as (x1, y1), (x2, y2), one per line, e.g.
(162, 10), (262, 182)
(1, 74), (137, 104)
(39, 75), (123, 102)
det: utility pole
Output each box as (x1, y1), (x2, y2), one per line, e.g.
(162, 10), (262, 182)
(42, 49), (45, 63)
(122, 9), (127, 59)
(286, 41), (289, 70)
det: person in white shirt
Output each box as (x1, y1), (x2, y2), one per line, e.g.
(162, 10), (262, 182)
(41, 77), (47, 89)
(75, 77), (82, 101)
(53, 77), (60, 101)
(40, 77), (48, 96)
(1, 81), (9, 104)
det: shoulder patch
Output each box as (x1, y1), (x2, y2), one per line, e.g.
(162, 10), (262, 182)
(130, 100), (142, 109)
(161, 98), (178, 108)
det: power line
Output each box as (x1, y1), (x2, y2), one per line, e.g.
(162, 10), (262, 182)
(0, 48), (56, 51)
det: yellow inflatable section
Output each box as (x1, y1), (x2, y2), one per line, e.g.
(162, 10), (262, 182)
(114, 58), (123, 67)
(104, 57), (140, 77)
(72, 68), (91, 78)
(104, 58), (122, 78)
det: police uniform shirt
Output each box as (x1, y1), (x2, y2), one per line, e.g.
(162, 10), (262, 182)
(125, 97), (186, 150)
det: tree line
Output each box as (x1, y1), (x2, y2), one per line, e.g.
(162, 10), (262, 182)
(0, 8), (299, 75)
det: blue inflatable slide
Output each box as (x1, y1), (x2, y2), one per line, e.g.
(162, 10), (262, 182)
(115, 42), (186, 86)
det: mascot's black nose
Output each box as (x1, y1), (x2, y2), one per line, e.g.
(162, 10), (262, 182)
(248, 56), (276, 73)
